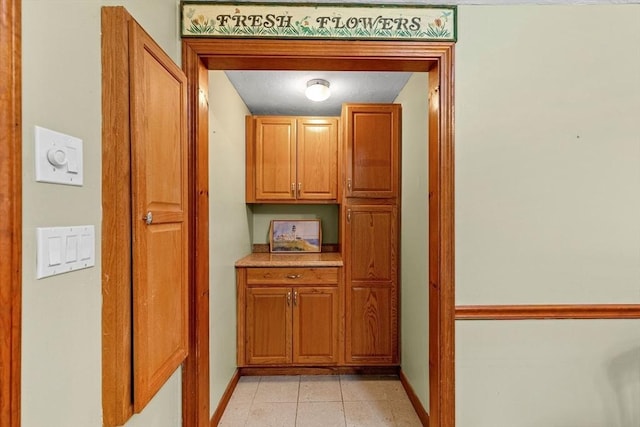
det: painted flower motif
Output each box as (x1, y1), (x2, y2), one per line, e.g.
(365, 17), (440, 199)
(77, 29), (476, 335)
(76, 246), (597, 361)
(191, 14), (207, 26)
(186, 13), (214, 34)
(425, 13), (451, 39)
(298, 16), (312, 30)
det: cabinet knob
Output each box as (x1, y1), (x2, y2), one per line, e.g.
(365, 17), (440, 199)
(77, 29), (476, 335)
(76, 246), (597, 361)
(286, 274), (302, 279)
(347, 178), (352, 192)
(287, 291), (291, 306)
(143, 211), (153, 225)
(293, 290), (298, 306)
(347, 209), (351, 224)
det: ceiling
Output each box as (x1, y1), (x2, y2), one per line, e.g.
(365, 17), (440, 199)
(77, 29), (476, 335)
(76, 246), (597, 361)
(225, 71), (413, 116)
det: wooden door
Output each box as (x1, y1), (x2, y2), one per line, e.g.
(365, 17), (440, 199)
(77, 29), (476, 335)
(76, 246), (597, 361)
(255, 117), (297, 200)
(129, 19), (189, 412)
(343, 104), (401, 199)
(246, 287), (292, 365)
(293, 287), (339, 364)
(344, 204), (398, 364)
(296, 118), (338, 201)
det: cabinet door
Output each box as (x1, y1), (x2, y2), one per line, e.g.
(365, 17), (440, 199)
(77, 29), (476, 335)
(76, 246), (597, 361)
(344, 204), (398, 364)
(343, 104), (401, 199)
(296, 118), (338, 201)
(129, 18), (189, 411)
(255, 117), (297, 200)
(246, 287), (292, 365)
(293, 287), (339, 365)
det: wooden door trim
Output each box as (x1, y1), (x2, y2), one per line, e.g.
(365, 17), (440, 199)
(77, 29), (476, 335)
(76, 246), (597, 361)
(181, 41), (211, 427)
(181, 38), (455, 427)
(0, 0), (21, 426)
(101, 7), (134, 425)
(429, 49), (456, 427)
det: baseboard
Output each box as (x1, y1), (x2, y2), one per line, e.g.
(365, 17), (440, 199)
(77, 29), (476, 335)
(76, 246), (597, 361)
(210, 369), (241, 427)
(238, 365), (400, 376)
(399, 370), (430, 427)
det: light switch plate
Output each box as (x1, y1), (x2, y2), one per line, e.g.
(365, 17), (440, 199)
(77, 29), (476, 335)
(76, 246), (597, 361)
(35, 126), (83, 186)
(36, 225), (95, 279)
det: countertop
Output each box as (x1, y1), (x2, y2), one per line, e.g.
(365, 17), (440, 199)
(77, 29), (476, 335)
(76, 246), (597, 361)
(235, 252), (343, 267)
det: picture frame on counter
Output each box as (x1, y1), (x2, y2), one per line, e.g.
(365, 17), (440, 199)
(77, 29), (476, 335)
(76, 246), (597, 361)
(269, 219), (322, 253)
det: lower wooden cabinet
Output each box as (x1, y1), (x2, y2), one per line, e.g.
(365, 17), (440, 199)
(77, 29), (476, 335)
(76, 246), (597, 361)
(237, 267), (340, 366)
(236, 257), (399, 368)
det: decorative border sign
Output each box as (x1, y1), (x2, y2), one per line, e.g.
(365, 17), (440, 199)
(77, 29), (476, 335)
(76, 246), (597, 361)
(181, 2), (456, 41)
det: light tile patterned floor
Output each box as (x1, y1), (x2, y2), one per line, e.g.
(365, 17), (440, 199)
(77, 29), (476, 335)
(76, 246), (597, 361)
(218, 375), (424, 427)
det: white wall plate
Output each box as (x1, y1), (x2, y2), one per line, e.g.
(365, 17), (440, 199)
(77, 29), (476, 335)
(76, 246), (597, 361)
(36, 225), (95, 279)
(35, 126), (83, 186)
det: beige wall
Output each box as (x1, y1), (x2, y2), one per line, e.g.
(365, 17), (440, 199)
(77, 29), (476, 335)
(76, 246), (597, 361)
(456, 5), (640, 306)
(22, 1), (182, 426)
(395, 73), (430, 409)
(208, 71), (253, 410)
(455, 5), (640, 426)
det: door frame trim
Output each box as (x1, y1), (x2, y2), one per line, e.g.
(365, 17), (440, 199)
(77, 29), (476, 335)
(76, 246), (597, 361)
(181, 38), (455, 427)
(0, 0), (22, 426)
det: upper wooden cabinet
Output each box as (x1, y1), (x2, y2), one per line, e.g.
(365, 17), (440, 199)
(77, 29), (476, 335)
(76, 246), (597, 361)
(246, 116), (339, 203)
(342, 104), (401, 199)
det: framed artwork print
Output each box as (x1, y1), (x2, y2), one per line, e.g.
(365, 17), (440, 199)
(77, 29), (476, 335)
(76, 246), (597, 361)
(270, 219), (322, 253)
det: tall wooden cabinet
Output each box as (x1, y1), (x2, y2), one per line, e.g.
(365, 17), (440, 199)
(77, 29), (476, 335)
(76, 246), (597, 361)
(245, 116), (339, 203)
(341, 103), (401, 365)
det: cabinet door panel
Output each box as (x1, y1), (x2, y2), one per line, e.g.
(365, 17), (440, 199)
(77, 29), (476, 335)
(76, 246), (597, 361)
(293, 287), (339, 364)
(347, 286), (395, 364)
(297, 118), (338, 200)
(347, 205), (397, 282)
(344, 204), (398, 364)
(255, 117), (296, 200)
(343, 104), (400, 199)
(246, 287), (292, 365)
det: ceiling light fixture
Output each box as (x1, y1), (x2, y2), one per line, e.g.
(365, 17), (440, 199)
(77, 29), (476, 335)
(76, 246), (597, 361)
(305, 79), (331, 102)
